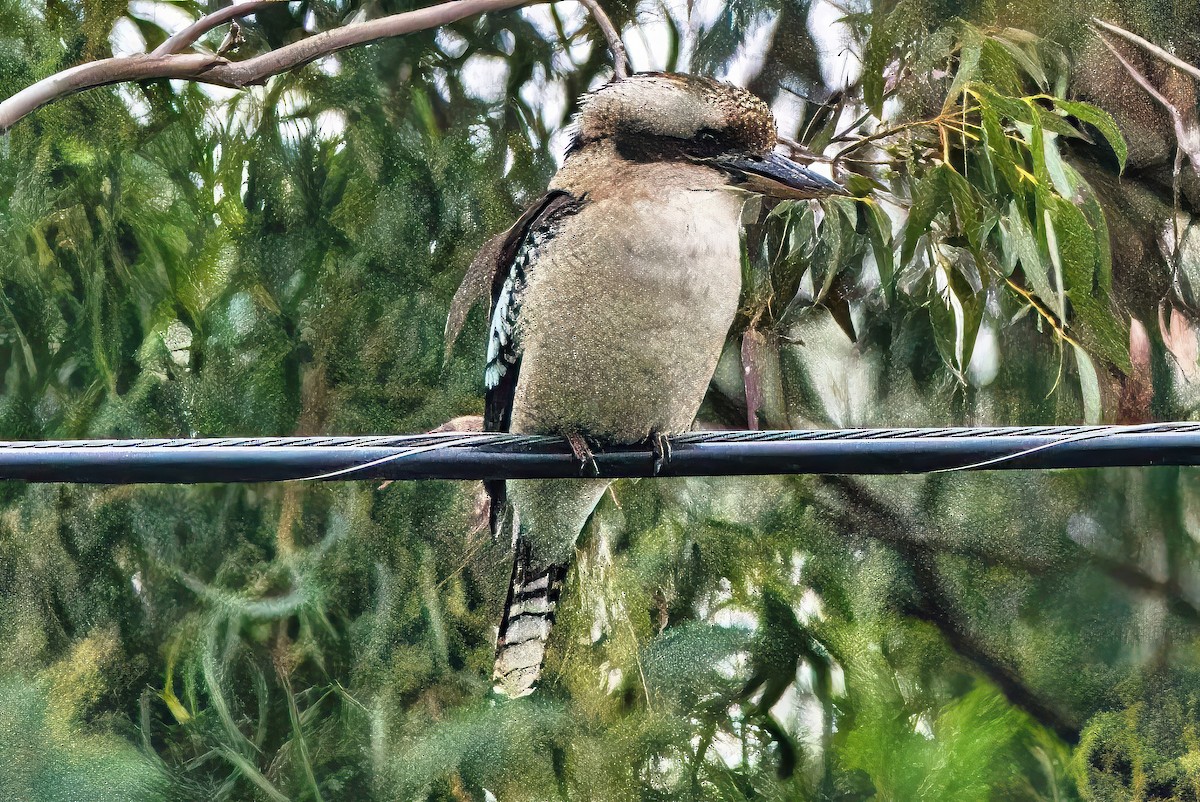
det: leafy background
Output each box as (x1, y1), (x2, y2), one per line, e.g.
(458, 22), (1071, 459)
(2, 0), (1200, 799)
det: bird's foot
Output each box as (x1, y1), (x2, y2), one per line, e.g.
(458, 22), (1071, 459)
(566, 432), (601, 477)
(649, 431), (672, 476)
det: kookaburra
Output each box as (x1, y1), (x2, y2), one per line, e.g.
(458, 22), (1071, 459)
(447, 72), (846, 698)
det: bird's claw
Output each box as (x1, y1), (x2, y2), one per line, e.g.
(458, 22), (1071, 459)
(650, 432), (672, 476)
(566, 432), (601, 477)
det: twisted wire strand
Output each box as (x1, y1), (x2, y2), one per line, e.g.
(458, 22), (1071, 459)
(0, 423), (1198, 482)
(5, 421), (1200, 451)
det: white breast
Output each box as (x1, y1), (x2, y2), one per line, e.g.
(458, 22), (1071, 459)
(509, 187), (745, 442)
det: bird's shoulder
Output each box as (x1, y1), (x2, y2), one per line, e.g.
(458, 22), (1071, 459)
(444, 190), (583, 361)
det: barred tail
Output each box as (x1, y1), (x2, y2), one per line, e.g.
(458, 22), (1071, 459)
(493, 537), (567, 698)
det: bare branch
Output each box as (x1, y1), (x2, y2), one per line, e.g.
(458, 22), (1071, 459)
(212, 0), (532, 85)
(902, 560), (1082, 740)
(817, 474), (1200, 625)
(1095, 32), (1200, 172)
(577, 0), (629, 80)
(1092, 17), (1200, 84)
(0, 0), (533, 133)
(151, 0), (282, 57)
(816, 476), (1081, 738)
(0, 54), (231, 133)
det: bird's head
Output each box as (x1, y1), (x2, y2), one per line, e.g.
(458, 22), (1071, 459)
(570, 72), (847, 200)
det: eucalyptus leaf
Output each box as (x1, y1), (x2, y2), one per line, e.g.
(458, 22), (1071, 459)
(1006, 200), (1060, 319)
(1072, 343), (1102, 423)
(987, 32), (1048, 89)
(942, 165), (982, 248)
(977, 39), (1024, 96)
(1048, 196), (1131, 372)
(1041, 132), (1079, 198)
(945, 29), (984, 110)
(902, 166), (950, 266)
(975, 90), (1023, 196)
(862, 8), (900, 118)
(1053, 98), (1129, 173)
(928, 258), (984, 377)
(865, 201), (896, 300)
(1043, 207), (1067, 326)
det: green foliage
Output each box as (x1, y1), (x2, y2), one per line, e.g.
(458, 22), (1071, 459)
(750, 17), (1132, 418)
(2, 0), (1200, 800)
(841, 683), (1031, 799)
(0, 639), (168, 802)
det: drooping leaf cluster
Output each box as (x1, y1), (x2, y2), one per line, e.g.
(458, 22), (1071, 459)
(737, 16), (1133, 428)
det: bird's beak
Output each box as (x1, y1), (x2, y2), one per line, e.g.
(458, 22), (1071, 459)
(716, 151), (848, 200)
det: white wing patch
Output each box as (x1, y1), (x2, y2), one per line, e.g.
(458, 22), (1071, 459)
(485, 271), (519, 388)
(484, 227), (550, 390)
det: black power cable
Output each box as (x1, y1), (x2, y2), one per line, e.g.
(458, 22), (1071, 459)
(0, 422), (1198, 483)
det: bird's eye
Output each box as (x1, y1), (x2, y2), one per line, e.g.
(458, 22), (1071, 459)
(688, 128), (725, 159)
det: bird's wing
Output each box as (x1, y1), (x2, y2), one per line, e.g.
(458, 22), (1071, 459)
(480, 190), (582, 433)
(444, 190), (582, 536)
(444, 190), (577, 364)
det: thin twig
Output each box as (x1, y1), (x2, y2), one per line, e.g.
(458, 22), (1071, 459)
(151, 0), (282, 56)
(776, 133), (829, 161)
(0, 0), (534, 133)
(778, 133), (903, 167)
(577, 0), (629, 80)
(830, 117), (945, 166)
(1091, 17), (1200, 84)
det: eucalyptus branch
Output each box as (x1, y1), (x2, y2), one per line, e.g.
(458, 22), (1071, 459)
(817, 473), (1200, 621)
(818, 472), (1200, 737)
(1091, 17), (1200, 84)
(0, 53), (228, 133)
(577, 0), (630, 80)
(902, 558), (1081, 740)
(151, 0), (282, 56)
(0, 0), (534, 133)
(817, 476), (1081, 739)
